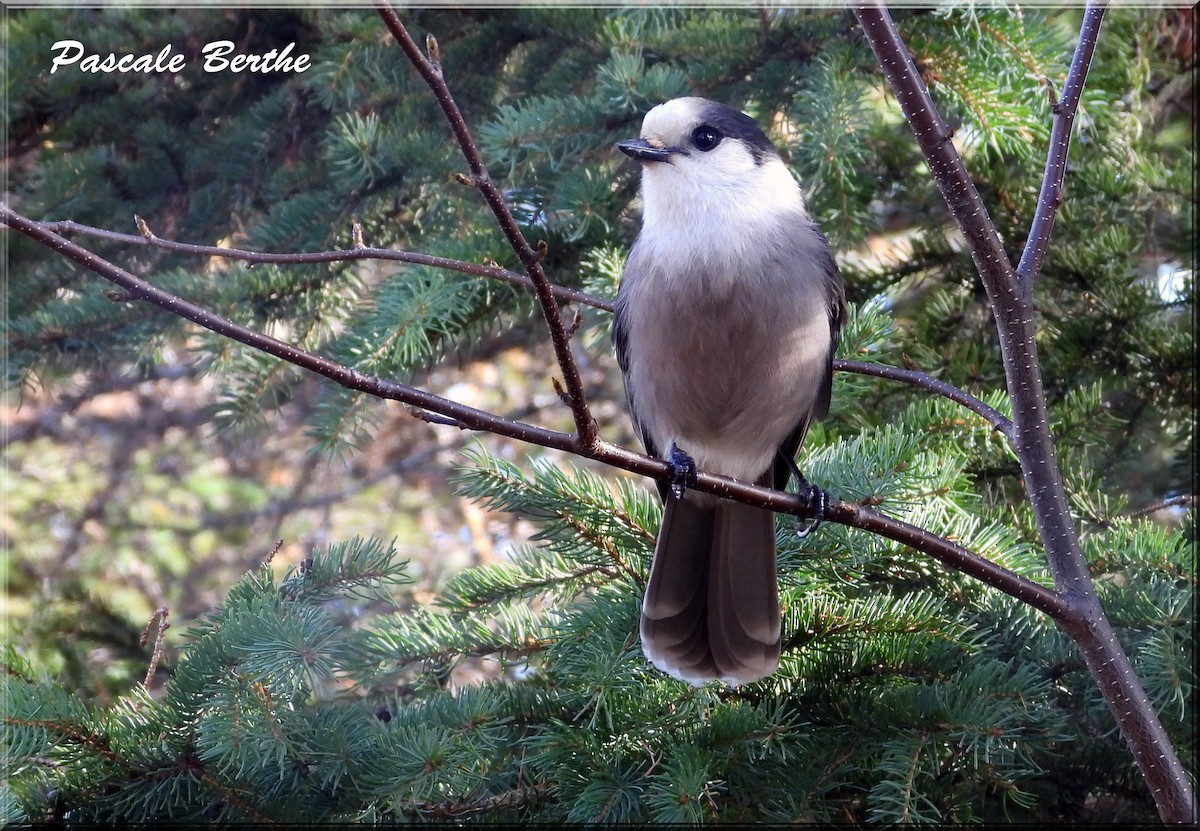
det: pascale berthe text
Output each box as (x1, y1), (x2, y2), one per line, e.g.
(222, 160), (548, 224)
(49, 40), (311, 74)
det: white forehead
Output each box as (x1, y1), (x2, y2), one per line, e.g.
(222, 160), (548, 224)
(640, 97), (708, 141)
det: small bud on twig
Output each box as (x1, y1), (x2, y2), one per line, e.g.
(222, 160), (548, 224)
(1043, 78), (1060, 111)
(426, 34), (442, 73)
(134, 215), (157, 241)
(551, 376), (573, 407)
(352, 221), (365, 250)
(455, 172), (477, 188)
(566, 308), (583, 337)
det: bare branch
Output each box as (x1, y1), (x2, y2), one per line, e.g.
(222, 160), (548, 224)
(832, 503), (1069, 617)
(852, 1), (1091, 591)
(406, 406), (470, 429)
(375, 3), (597, 449)
(836, 359), (1013, 438)
(40, 218), (607, 311)
(1127, 494), (1195, 520)
(3, 201), (571, 452)
(1016, 2), (1107, 291)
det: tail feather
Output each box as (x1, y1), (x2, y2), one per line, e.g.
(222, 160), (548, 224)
(640, 492), (781, 686)
(641, 495), (719, 680)
(708, 501), (780, 684)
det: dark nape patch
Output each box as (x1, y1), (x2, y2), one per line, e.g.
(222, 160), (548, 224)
(698, 101), (777, 165)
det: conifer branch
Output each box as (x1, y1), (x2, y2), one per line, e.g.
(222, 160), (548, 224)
(190, 768), (279, 825)
(851, 3), (1193, 822)
(375, 3), (598, 450)
(405, 782), (551, 819)
(1016, 2), (1107, 292)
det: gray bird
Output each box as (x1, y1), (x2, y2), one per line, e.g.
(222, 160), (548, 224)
(613, 97), (846, 686)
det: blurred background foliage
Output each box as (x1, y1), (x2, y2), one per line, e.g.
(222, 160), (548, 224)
(2, 4), (1194, 823)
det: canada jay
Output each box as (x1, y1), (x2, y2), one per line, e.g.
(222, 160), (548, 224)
(613, 97), (846, 686)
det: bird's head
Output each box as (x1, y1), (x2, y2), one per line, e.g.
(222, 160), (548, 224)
(616, 97), (805, 230)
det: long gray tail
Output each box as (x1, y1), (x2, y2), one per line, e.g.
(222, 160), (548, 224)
(639, 492), (780, 685)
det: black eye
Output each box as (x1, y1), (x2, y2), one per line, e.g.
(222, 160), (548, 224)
(691, 126), (721, 151)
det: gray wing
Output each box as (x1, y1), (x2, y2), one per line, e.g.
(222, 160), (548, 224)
(613, 266), (665, 496)
(774, 225), (846, 490)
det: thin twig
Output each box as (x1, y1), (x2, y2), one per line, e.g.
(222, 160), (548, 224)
(837, 359), (1013, 437)
(41, 218), (605, 311)
(139, 607), (170, 690)
(375, 4), (597, 448)
(1127, 494), (1195, 520)
(1015, 1), (1107, 292)
(407, 406), (470, 429)
(1, 201), (1067, 622)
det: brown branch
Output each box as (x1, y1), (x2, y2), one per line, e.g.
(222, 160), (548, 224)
(375, 3), (597, 449)
(1127, 494), (1195, 520)
(853, 2), (1094, 593)
(836, 359), (1013, 438)
(1, 201), (1067, 624)
(40, 218), (606, 311)
(3, 201), (575, 453)
(1016, 2), (1107, 291)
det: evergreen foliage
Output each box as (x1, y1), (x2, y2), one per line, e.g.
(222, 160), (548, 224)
(4, 5), (1193, 824)
(4, 444), (1189, 821)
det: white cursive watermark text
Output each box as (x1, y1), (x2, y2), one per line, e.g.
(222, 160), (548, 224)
(49, 40), (311, 75)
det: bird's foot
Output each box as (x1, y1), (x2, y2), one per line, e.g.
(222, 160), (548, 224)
(778, 450), (829, 538)
(793, 482), (829, 539)
(666, 442), (698, 500)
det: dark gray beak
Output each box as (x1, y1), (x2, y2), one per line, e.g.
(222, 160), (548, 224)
(616, 139), (671, 163)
